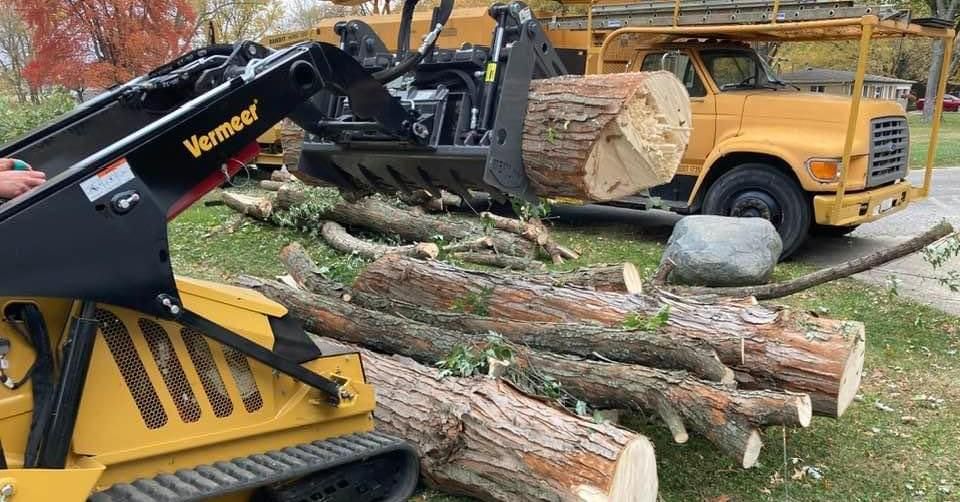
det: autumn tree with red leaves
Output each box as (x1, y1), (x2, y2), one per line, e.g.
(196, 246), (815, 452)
(16, 1), (196, 96)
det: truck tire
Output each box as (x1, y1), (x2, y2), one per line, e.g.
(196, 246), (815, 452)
(702, 164), (811, 259)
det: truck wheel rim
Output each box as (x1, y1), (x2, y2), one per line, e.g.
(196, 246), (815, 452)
(729, 190), (780, 223)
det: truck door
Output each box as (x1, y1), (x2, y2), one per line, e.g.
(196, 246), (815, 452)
(639, 51), (716, 179)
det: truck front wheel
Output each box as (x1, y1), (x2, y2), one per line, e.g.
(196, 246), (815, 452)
(701, 164), (811, 259)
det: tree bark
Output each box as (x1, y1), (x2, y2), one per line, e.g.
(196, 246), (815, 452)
(280, 242), (731, 383)
(671, 221), (955, 300)
(479, 211), (574, 264)
(523, 71), (691, 201)
(280, 119), (304, 169)
(275, 183), (307, 209)
(241, 277), (812, 467)
(271, 169), (294, 183)
(319, 338), (659, 502)
(320, 221), (439, 260)
(259, 180), (285, 191)
(327, 197), (533, 257)
(221, 191), (272, 220)
(354, 255), (865, 417)
(526, 263), (643, 294)
(452, 251), (546, 271)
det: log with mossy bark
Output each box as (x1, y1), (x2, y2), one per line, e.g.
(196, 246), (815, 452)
(318, 338), (659, 502)
(522, 71), (691, 202)
(353, 254), (865, 417)
(241, 276), (812, 467)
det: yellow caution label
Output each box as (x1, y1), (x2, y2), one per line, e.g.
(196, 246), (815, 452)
(484, 63), (498, 83)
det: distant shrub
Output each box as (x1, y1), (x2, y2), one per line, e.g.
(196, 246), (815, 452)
(0, 91), (77, 144)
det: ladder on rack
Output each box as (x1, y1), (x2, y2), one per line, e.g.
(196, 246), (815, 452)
(548, 0), (908, 30)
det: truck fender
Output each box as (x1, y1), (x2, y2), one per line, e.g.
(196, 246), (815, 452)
(687, 141), (807, 206)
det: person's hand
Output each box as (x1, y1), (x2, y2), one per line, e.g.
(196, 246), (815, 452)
(0, 160), (46, 199)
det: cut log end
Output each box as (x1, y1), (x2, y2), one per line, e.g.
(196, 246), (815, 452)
(742, 430), (763, 469)
(796, 394), (814, 428)
(836, 324), (867, 417)
(576, 436), (658, 502)
(622, 263), (643, 295)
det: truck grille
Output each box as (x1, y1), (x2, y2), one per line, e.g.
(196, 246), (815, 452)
(867, 117), (909, 187)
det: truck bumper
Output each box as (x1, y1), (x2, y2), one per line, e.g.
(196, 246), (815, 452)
(813, 181), (917, 226)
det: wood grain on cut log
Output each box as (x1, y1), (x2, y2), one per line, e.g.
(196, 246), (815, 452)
(354, 255), (864, 417)
(320, 221), (439, 260)
(243, 277), (812, 467)
(280, 242), (731, 383)
(523, 71), (691, 202)
(526, 263), (643, 294)
(320, 339), (659, 502)
(222, 191), (272, 220)
(327, 198), (533, 257)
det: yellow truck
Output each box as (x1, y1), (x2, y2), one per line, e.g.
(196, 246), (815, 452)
(262, 3), (955, 256)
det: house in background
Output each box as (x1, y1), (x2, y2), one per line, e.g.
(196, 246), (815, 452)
(779, 68), (914, 109)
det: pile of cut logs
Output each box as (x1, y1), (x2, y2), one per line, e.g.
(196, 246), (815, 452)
(211, 71), (960, 500)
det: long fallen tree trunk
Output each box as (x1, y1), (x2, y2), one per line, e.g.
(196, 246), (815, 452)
(242, 276), (812, 467)
(280, 242), (731, 383)
(353, 254), (865, 418)
(320, 338), (659, 502)
(523, 71), (691, 202)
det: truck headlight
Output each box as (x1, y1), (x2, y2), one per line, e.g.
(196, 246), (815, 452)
(806, 158), (841, 182)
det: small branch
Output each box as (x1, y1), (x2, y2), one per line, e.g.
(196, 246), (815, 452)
(651, 259), (675, 286)
(453, 252), (547, 271)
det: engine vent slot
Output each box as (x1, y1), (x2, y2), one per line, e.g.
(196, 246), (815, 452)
(181, 327), (234, 418)
(138, 319), (202, 423)
(223, 346), (264, 413)
(97, 309), (168, 429)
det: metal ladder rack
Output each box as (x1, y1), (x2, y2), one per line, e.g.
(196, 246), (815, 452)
(548, 0), (907, 30)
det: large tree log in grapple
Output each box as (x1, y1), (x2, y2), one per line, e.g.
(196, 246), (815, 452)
(319, 339), (659, 502)
(326, 198), (533, 257)
(353, 255), (865, 417)
(279, 242), (730, 383)
(241, 277), (811, 467)
(522, 71), (691, 202)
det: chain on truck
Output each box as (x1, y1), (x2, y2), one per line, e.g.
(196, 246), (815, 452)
(259, 0), (955, 257)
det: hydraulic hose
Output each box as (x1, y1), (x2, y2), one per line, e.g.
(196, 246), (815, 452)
(372, 0), (454, 84)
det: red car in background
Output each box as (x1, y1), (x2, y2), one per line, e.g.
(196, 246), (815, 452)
(917, 93), (960, 111)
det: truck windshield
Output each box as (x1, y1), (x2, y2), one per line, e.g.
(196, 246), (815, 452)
(700, 49), (787, 91)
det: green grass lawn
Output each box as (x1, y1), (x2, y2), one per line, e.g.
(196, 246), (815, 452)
(908, 112), (960, 168)
(170, 200), (960, 502)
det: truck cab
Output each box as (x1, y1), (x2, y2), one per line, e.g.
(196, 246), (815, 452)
(618, 40), (910, 256)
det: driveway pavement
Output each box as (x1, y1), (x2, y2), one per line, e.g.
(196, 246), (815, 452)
(552, 168), (960, 315)
(794, 168), (960, 315)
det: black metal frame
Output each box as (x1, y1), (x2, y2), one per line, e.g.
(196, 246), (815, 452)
(0, 40), (414, 468)
(295, 1), (568, 201)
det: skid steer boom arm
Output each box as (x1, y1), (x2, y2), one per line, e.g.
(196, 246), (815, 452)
(0, 39), (422, 428)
